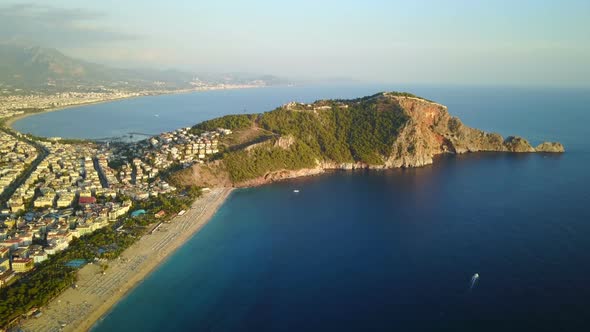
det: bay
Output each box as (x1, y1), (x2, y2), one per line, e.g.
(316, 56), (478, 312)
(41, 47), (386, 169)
(15, 85), (590, 331)
(13, 84), (587, 152)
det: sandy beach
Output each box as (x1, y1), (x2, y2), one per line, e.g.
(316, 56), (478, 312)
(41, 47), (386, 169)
(20, 187), (233, 332)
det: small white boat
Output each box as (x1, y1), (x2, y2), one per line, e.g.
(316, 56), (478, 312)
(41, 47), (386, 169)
(469, 273), (480, 290)
(293, 189), (300, 193)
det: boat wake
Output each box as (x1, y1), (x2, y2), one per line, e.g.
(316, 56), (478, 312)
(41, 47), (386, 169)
(469, 273), (480, 291)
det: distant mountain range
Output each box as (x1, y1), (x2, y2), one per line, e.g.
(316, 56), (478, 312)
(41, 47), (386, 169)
(0, 43), (286, 91)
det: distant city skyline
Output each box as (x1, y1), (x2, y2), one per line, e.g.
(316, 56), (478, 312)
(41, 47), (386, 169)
(1, 0), (589, 86)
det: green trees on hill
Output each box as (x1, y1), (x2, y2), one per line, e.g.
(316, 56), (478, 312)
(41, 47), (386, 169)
(258, 99), (407, 165)
(348, 99), (407, 163)
(192, 114), (257, 132)
(216, 96), (409, 182)
(224, 141), (317, 182)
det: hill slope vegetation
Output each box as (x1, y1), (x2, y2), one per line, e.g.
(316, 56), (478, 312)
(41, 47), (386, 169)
(176, 92), (564, 186)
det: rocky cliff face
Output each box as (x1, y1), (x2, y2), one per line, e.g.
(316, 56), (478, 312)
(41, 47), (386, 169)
(383, 95), (563, 167)
(535, 142), (566, 153)
(177, 93), (564, 188)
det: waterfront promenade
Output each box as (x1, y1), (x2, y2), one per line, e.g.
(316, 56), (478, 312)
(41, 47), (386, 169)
(20, 188), (233, 332)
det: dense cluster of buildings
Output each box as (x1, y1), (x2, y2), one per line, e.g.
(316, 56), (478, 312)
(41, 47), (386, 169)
(119, 127), (229, 169)
(0, 132), (38, 195)
(0, 124), (232, 286)
(0, 82), (268, 119)
(0, 139), (128, 286)
(0, 91), (145, 119)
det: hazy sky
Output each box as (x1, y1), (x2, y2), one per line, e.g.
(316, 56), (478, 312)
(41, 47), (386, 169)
(1, 0), (589, 86)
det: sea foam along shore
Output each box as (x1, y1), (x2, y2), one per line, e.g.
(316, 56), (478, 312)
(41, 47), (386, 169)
(20, 187), (233, 332)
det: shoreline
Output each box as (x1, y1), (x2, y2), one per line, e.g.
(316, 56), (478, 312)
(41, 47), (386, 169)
(3, 84), (257, 331)
(3, 85), (268, 132)
(20, 187), (234, 332)
(3, 95), (145, 130)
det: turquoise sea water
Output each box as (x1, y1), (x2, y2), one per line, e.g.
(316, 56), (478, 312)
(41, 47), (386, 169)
(17, 85), (590, 331)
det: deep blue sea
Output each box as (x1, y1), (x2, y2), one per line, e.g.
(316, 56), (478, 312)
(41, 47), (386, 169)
(17, 85), (590, 331)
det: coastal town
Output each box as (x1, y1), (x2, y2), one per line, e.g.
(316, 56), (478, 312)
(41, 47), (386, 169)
(0, 119), (230, 283)
(0, 89), (236, 331)
(0, 91), (146, 120)
(0, 61), (278, 328)
(0, 1), (581, 330)
(0, 82), (269, 120)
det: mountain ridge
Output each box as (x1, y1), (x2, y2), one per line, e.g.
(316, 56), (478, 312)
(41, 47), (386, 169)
(0, 43), (285, 90)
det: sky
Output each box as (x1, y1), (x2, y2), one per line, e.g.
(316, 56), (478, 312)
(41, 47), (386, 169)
(1, 0), (589, 86)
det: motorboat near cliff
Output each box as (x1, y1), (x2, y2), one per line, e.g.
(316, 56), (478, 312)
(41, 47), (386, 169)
(293, 189), (300, 193)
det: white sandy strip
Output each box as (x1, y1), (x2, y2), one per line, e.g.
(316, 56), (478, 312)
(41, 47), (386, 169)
(20, 187), (233, 332)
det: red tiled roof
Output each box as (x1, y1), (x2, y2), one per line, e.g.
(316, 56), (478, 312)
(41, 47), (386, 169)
(79, 197), (96, 204)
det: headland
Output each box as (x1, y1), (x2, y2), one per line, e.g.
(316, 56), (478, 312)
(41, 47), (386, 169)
(2, 91), (564, 331)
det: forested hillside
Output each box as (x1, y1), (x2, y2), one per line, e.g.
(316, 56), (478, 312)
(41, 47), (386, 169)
(192, 92), (410, 182)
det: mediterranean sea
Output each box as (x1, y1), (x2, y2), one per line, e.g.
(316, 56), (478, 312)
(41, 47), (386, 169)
(18, 85), (590, 331)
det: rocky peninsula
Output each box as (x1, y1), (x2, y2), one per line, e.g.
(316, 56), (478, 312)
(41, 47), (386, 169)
(8, 90), (564, 331)
(172, 92), (564, 187)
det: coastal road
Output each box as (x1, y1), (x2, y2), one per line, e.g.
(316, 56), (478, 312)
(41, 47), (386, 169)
(0, 128), (49, 203)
